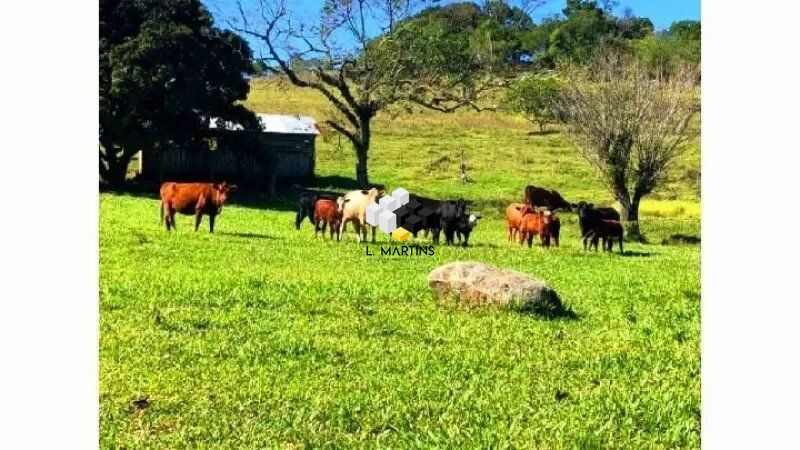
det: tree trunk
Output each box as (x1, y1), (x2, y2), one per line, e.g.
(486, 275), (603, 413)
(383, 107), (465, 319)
(355, 114), (372, 188)
(100, 145), (131, 188)
(355, 144), (369, 188)
(618, 195), (642, 241)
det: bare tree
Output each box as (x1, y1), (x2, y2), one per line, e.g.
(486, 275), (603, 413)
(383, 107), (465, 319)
(552, 52), (699, 238)
(230, 0), (501, 187)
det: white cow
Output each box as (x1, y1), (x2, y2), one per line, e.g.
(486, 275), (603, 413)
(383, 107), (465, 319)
(338, 188), (384, 243)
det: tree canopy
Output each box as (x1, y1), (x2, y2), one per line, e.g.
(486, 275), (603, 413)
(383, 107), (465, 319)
(100, 0), (258, 186)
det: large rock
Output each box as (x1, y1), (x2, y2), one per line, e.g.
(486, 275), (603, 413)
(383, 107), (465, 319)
(427, 262), (569, 317)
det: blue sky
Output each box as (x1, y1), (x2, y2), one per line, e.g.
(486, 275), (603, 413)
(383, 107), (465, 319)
(205, 0), (699, 56)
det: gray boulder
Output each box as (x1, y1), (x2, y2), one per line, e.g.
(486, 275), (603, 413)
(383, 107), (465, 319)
(427, 261), (570, 317)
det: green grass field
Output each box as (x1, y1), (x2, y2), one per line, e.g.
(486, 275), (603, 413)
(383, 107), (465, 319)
(100, 80), (701, 448)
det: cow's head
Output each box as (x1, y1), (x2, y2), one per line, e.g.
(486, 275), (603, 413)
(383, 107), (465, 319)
(467, 214), (482, 228)
(366, 188), (384, 202)
(572, 201), (594, 220)
(214, 182), (235, 204)
(336, 196), (346, 215)
(455, 198), (467, 217)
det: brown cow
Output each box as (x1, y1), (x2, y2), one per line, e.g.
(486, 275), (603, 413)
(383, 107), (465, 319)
(313, 198), (343, 241)
(585, 219), (624, 253)
(518, 211), (552, 248)
(505, 203), (534, 243)
(160, 182), (234, 233)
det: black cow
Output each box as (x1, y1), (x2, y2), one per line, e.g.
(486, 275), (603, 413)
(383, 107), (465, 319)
(414, 197), (480, 246)
(295, 192), (318, 230)
(524, 185), (572, 211)
(571, 201), (621, 249)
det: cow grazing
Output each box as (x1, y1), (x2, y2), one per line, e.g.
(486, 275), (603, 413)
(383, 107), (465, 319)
(571, 201), (621, 249)
(524, 185), (572, 211)
(339, 188), (384, 243)
(585, 219), (624, 253)
(313, 198), (342, 241)
(518, 211), (552, 248)
(160, 182), (235, 233)
(505, 203), (534, 243)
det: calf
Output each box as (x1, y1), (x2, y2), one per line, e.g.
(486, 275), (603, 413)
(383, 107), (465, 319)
(546, 213), (561, 247)
(518, 211), (552, 248)
(524, 185), (572, 211)
(505, 203), (534, 243)
(160, 182), (234, 233)
(585, 219), (624, 253)
(313, 198), (342, 241)
(572, 201), (621, 249)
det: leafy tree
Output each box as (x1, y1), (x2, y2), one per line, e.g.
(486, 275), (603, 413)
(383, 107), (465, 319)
(520, 17), (562, 68)
(616, 7), (653, 39)
(669, 20), (701, 41)
(548, 1), (616, 63)
(505, 75), (562, 132)
(231, 0), (505, 187)
(635, 21), (700, 79)
(100, 0), (258, 187)
(252, 60), (269, 76)
(668, 20), (701, 64)
(551, 52), (699, 239)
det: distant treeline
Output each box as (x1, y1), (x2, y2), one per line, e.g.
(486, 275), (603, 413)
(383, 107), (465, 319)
(251, 1), (700, 80)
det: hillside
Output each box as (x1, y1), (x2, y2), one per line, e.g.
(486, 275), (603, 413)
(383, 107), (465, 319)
(243, 78), (700, 221)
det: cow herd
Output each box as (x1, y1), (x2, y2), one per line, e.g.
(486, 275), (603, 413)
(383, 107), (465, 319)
(158, 182), (626, 253)
(295, 189), (481, 246)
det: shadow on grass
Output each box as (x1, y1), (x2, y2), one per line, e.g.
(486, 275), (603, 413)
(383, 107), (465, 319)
(217, 231), (277, 240)
(526, 129), (560, 136)
(511, 295), (579, 320)
(662, 233), (701, 246)
(619, 251), (652, 258)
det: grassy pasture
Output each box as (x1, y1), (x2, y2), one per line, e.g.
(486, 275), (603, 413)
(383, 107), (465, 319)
(100, 79), (701, 448)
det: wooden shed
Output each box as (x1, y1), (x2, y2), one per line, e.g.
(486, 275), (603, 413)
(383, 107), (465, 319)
(136, 114), (319, 184)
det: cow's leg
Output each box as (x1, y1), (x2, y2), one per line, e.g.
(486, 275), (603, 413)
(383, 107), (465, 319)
(527, 234), (533, 248)
(295, 207), (305, 230)
(619, 235), (624, 253)
(168, 208), (176, 231)
(194, 210), (203, 232)
(354, 220), (362, 243)
(583, 231), (593, 251)
(162, 203), (171, 231)
(209, 214), (216, 233)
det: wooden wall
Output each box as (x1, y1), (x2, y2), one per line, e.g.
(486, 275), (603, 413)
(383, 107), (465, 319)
(139, 132), (315, 183)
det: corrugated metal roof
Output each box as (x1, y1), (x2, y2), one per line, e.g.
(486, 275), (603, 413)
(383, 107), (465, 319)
(257, 114), (319, 135)
(209, 113), (319, 135)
